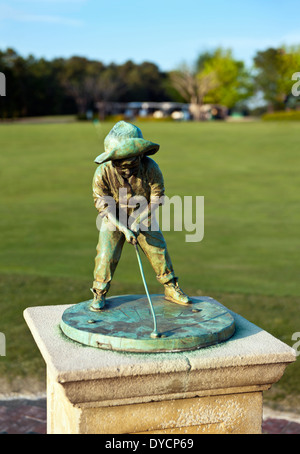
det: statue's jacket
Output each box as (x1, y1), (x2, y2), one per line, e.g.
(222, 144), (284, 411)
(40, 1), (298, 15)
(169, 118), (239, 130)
(93, 156), (165, 219)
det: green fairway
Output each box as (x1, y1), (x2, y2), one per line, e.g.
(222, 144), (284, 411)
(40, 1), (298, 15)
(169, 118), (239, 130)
(0, 120), (299, 409)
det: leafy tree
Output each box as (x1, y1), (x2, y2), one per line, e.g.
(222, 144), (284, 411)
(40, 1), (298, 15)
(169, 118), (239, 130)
(197, 48), (253, 109)
(118, 61), (169, 102)
(0, 48), (28, 117)
(0, 49), (174, 118)
(170, 49), (253, 119)
(254, 46), (300, 111)
(169, 65), (219, 119)
(0, 49), (76, 117)
(60, 57), (106, 115)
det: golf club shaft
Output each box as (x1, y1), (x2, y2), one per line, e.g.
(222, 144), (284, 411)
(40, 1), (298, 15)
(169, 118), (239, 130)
(134, 244), (158, 337)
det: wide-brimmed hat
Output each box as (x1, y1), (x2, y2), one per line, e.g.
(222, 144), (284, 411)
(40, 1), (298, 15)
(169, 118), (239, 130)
(94, 121), (160, 165)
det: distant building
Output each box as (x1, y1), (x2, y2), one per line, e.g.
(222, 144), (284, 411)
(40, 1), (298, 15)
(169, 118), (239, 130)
(95, 101), (227, 121)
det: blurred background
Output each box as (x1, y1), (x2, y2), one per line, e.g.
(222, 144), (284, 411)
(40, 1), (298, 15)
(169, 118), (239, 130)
(0, 0), (299, 413)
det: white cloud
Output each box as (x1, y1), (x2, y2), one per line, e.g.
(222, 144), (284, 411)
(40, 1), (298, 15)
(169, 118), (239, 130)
(20, 14), (83, 26)
(0, 3), (84, 26)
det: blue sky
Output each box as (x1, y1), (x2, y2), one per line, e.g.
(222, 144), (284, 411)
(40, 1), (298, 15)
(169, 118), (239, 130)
(0, 0), (299, 70)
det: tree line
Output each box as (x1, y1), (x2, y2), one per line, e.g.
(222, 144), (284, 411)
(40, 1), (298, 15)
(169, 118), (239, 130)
(0, 46), (300, 119)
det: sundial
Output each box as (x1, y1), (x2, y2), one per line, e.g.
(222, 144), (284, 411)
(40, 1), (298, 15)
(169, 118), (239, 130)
(60, 295), (235, 353)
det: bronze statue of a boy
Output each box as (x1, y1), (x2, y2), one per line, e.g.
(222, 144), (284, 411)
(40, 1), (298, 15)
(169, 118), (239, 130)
(91, 121), (190, 311)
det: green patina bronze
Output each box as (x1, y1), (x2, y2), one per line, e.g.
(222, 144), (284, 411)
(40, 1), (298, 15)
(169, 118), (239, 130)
(90, 121), (190, 311)
(60, 121), (235, 352)
(60, 295), (235, 353)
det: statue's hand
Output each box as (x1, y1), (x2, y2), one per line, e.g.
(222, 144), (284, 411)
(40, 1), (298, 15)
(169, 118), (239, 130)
(121, 227), (137, 245)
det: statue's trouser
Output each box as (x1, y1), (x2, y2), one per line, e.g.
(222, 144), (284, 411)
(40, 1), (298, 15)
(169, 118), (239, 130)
(93, 218), (176, 294)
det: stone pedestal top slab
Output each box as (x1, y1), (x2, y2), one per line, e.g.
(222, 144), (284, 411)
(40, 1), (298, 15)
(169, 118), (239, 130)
(24, 296), (296, 387)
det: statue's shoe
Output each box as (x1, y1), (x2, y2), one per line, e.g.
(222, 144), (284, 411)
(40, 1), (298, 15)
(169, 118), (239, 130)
(164, 282), (191, 306)
(90, 289), (106, 311)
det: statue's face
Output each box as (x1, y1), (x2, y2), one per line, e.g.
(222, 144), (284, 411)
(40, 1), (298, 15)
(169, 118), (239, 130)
(113, 156), (140, 178)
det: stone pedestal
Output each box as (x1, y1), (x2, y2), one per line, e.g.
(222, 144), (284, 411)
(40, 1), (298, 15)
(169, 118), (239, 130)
(24, 298), (296, 434)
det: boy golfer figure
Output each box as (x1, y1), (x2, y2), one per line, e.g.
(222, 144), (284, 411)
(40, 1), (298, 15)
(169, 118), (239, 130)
(91, 121), (190, 311)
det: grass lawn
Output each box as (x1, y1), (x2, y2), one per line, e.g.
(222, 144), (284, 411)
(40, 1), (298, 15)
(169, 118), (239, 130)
(0, 120), (299, 409)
